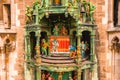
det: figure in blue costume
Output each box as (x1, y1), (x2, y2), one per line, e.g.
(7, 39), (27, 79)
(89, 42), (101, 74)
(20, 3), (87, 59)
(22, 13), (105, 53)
(80, 41), (86, 59)
(69, 45), (76, 52)
(69, 45), (77, 58)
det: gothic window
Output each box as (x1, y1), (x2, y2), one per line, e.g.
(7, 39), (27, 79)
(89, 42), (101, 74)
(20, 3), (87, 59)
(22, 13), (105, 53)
(30, 32), (36, 59)
(81, 31), (91, 60)
(0, 3), (3, 20)
(114, 0), (120, 26)
(3, 4), (11, 29)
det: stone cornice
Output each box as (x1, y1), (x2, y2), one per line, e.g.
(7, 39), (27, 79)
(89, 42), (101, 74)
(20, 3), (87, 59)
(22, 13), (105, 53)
(0, 29), (16, 34)
(107, 27), (120, 33)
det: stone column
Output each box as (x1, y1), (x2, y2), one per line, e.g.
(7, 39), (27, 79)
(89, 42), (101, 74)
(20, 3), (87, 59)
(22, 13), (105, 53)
(90, 34), (95, 62)
(77, 25), (82, 79)
(0, 46), (5, 80)
(35, 5), (39, 24)
(47, 35), (50, 56)
(65, 0), (68, 6)
(77, 67), (81, 80)
(36, 67), (41, 80)
(76, 25), (82, 64)
(35, 31), (41, 80)
(35, 32), (41, 64)
(25, 33), (31, 60)
(76, 23), (82, 46)
(24, 33), (32, 80)
(45, 0), (49, 7)
(77, 34), (81, 47)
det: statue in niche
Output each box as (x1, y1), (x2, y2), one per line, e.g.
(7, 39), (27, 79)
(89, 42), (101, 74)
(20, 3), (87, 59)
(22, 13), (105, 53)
(80, 0), (96, 23)
(88, 2), (96, 23)
(52, 24), (60, 36)
(80, 41), (86, 60)
(4, 37), (15, 65)
(85, 41), (89, 59)
(60, 25), (68, 36)
(41, 39), (49, 56)
(25, 6), (33, 24)
(4, 39), (12, 53)
(80, 0), (88, 22)
(110, 36), (120, 53)
(69, 45), (77, 59)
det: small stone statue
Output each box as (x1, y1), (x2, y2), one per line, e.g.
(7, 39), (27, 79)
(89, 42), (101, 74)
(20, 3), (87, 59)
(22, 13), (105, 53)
(25, 6), (33, 24)
(88, 2), (96, 23)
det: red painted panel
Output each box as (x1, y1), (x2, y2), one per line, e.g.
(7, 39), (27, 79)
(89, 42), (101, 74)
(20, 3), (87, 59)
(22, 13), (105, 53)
(50, 36), (70, 53)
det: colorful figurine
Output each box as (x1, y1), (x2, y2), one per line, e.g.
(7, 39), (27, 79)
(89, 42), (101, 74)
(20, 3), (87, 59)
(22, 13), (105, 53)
(69, 45), (77, 59)
(60, 25), (68, 35)
(53, 24), (59, 36)
(52, 39), (59, 53)
(25, 6), (33, 24)
(88, 2), (96, 23)
(41, 39), (49, 56)
(80, 41), (86, 59)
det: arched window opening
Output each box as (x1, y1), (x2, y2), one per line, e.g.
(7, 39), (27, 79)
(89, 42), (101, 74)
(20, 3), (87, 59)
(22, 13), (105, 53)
(40, 32), (49, 55)
(81, 31), (91, 60)
(114, 0), (120, 26)
(30, 32), (36, 59)
(3, 4), (11, 29)
(72, 31), (77, 46)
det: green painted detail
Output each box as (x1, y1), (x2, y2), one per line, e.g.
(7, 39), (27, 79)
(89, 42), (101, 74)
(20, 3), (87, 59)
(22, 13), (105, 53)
(50, 72), (58, 80)
(25, 25), (41, 32)
(24, 0), (98, 80)
(81, 64), (91, 69)
(49, 72), (70, 80)
(62, 72), (70, 80)
(39, 65), (78, 72)
(36, 67), (41, 80)
(47, 6), (67, 13)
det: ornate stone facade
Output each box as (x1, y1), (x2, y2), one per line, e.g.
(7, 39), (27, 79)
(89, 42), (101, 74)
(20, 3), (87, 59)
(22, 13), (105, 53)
(0, 0), (120, 80)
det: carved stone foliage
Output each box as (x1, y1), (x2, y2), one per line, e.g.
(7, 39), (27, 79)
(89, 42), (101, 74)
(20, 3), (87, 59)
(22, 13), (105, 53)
(0, 34), (16, 54)
(111, 36), (120, 53)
